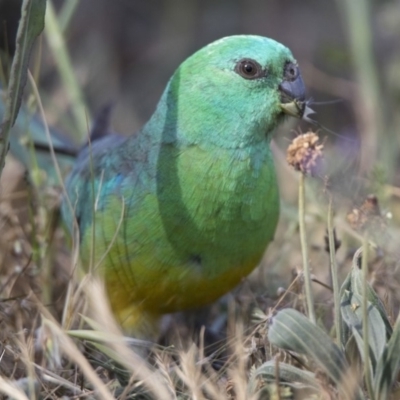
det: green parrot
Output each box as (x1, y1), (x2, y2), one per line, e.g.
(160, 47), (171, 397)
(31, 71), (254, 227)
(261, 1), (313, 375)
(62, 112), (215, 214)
(4, 35), (309, 334)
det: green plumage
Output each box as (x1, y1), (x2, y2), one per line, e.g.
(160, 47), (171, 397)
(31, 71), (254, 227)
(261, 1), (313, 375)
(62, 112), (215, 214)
(5, 35), (307, 332)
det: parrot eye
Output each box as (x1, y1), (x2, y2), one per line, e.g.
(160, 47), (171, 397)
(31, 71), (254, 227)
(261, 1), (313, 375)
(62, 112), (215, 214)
(235, 59), (265, 79)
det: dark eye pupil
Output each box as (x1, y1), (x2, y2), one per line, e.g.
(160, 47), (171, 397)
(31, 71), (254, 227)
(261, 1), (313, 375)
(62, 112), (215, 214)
(244, 63), (253, 73)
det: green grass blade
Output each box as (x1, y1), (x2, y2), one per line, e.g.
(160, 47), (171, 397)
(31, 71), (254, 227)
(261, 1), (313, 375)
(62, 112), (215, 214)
(374, 315), (400, 399)
(340, 270), (353, 347)
(0, 0), (46, 177)
(350, 327), (374, 391)
(44, 0), (89, 141)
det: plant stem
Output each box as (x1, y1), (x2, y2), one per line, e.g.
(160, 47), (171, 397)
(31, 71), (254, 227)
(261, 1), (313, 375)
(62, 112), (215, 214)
(58, 0), (80, 33)
(336, 0), (387, 175)
(298, 173), (316, 324)
(44, 1), (88, 141)
(327, 196), (342, 345)
(362, 238), (375, 400)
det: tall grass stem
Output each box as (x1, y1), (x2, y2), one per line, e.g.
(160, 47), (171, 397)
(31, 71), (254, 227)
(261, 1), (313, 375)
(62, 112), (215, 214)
(299, 173), (316, 324)
(361, 238), (375, 400)
(327, 196), (342, 345)
(336, 0), (386, 174)
(44, 1), (88, 141)
(58, 0), (80, 33)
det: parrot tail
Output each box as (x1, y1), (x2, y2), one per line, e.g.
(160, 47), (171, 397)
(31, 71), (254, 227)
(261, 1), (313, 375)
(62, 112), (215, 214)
(1, 89), (114, 185)
(0, 90), (76, 184)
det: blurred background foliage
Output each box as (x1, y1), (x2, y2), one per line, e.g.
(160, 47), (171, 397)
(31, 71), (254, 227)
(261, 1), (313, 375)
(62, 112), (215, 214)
(1, 0), (400, 186)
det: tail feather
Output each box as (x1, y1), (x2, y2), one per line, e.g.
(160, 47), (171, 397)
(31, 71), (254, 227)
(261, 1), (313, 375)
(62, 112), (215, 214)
(0, 90), (77, 185)
(1, 91), (118, 186)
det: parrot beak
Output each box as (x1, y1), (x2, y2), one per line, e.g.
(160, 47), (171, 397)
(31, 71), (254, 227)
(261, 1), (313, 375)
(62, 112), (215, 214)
(279, 64), (314, 121)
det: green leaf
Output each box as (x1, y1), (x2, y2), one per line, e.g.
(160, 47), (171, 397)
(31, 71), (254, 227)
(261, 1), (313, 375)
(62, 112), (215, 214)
(268, 308), (364, 400)
(247, 361), (319, 397)
(344, 334), (363, 378)
(350, 250), (392, 338)
(349, 327), (374, 387)
(341, 290), (386, 369)
(0, 0), (46, 175)
(339, 271), (353, 348)
(374, 315), (400, 399)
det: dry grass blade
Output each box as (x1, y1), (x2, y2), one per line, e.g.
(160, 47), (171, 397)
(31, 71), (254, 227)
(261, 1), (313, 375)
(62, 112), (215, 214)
(0, 377), (30, 400)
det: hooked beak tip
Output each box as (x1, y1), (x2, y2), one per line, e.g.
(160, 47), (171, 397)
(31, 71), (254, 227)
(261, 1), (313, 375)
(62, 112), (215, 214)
(279, 70), (308, 119)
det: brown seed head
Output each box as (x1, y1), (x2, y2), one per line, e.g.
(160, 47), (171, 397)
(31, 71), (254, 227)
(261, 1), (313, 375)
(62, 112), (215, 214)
(286, 131), (323, 176)
(347, 194), (384, 233)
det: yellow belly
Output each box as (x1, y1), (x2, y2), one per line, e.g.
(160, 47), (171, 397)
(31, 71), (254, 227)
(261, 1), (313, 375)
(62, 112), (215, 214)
(106, 252), (262, 331)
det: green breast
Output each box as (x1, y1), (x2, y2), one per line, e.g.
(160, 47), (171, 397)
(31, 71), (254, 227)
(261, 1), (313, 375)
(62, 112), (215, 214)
(80, 141), (279, 314)
(155, 143), (279, 273)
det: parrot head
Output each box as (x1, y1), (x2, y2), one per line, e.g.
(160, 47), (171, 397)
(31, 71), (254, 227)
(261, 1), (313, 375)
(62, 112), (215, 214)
(157, 35), (311, 148)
